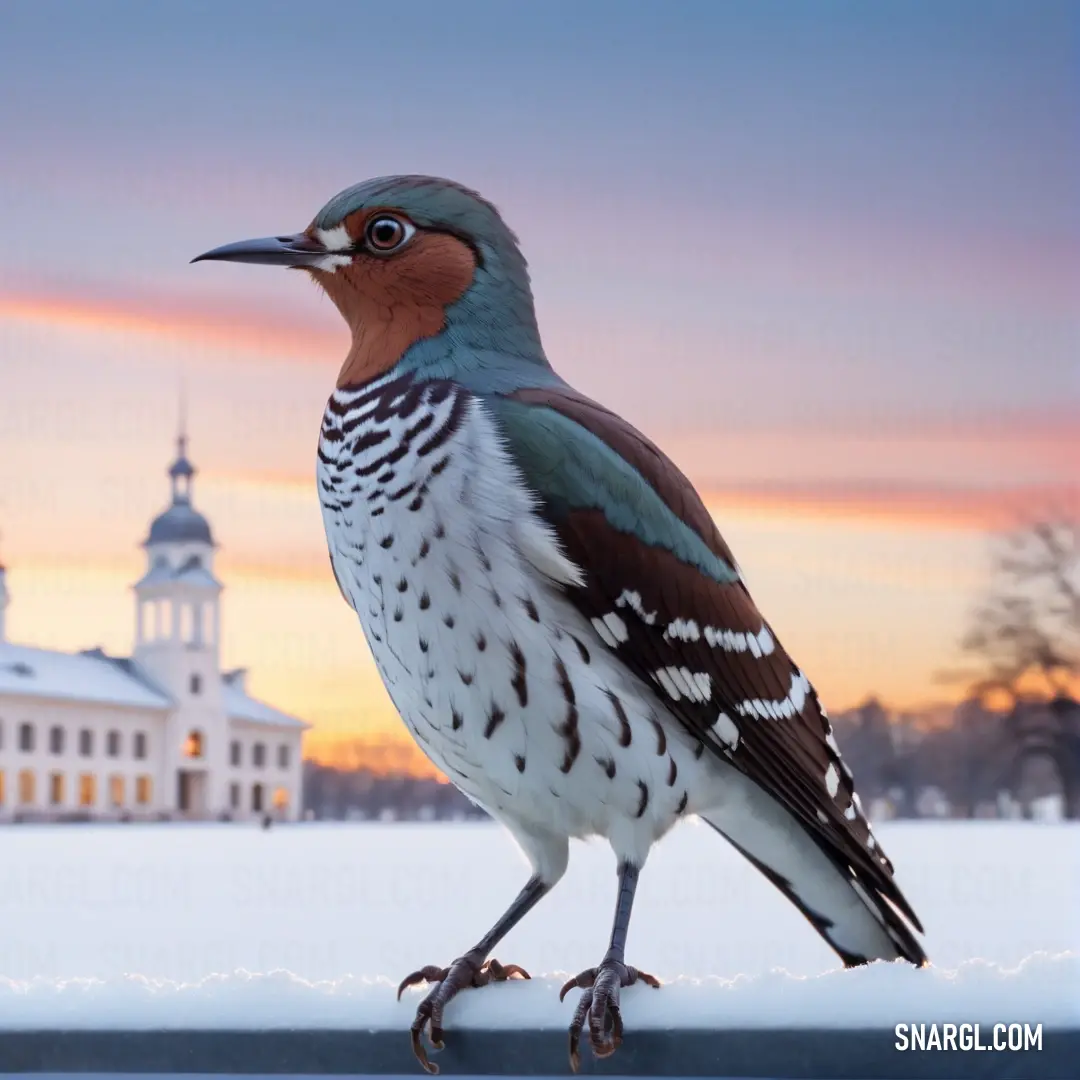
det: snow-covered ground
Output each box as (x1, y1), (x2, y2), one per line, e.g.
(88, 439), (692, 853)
(0, 820), (1077, 1028)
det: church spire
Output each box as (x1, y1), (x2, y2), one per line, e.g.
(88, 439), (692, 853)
(143, 387), (214, 550)
(178, 373), (188, 457)
(169, 384), (195, 504)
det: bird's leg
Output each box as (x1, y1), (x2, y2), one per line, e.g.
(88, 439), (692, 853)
(398, 873), (549, 1073)
(560, 861), (660, 1071)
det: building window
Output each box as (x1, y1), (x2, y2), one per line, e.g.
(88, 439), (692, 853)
(229, 782), (240, 810)
(230, 740), (242, 767)
(107, 730), (121, 757)
(184, 729), (204, 759)
(49, 725), (65, 755)
(79, 773), (96, 807)
(180, 604), (194, 643)
(79, 729), (93, 757)
(18, 769), (35, 806)
(272, 787), (289, 811)
(134, 732), (147, 760)
(251, 783), (264, 812)
(49, 771), (65, 806)
(19, 722), (35, 752)
(135, 775), (152, 805)
(277, 744), (290, 770)
(252, 743), (266, 768)
(190, 673), (202, 695)
(109, 775), (124, 807)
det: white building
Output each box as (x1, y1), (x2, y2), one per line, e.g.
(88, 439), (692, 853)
(0, 432), (308, 822)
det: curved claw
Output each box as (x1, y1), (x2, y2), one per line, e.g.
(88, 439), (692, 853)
(410, 1019), (439, 1075)
(397, 965), (448, 1001)
(590, 999), (623, 1059)
(486, 958), (531, 981)
(410, 992), (449, 1074)
(567, 988), (592, 1073)
(559, 973), (585, 1002)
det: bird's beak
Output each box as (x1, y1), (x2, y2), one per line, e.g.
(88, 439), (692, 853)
(190, 232), (328, 268)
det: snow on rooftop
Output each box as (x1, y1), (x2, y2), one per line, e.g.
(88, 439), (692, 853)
(0, 640), (302, 728)
(134, 555), (220, 591)
(0, 953), (1075, 1030)
(224, 679), (308, 729)
(173, 565), (222, 590)
(0, 642), (171, 711)
(132, 563), (176, 589)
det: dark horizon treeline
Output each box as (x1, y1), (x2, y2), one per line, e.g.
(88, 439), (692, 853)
(302, 759), (488, 822)
(302, 695), (1080, 822)
(828, 696), (1078, 819)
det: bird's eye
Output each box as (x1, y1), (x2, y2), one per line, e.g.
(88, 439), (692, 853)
(364, 215), (414, 253)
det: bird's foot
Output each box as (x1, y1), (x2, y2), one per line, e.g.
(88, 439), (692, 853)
(397, 953), (530, 1074)
(560, 959), (661, 1071)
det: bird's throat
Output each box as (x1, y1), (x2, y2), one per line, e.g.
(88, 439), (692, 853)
(309, 233), (479, 388)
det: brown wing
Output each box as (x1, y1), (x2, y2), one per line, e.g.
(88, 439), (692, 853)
(501, 386), (925, 954)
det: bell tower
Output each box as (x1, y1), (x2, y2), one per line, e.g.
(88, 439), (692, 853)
(132, 415), (225, 816)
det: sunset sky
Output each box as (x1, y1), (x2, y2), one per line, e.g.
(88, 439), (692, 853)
(0, 1), (1076, 764)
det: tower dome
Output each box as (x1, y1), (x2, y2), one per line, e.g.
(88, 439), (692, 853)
(145, 502), (214, 546)
(144, 431), (215, 548)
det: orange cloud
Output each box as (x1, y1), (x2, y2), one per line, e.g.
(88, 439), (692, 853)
(0, 287), (344, 362)
(704, 480), (1080, 533)
(202, 465), (1079, 537)
(195, 463), (1079, 543)
(4, 282), (1076, 538)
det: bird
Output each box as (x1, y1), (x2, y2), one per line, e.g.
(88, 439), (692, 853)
(193, 175), (928, 1073)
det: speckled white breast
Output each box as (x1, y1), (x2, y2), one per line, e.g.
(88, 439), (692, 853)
(315, 373), (718, 865)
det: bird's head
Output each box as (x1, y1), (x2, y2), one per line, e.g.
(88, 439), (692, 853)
(193, 175), (547, 387)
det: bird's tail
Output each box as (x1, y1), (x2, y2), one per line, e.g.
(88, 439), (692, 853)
(699, 778), (927, 968)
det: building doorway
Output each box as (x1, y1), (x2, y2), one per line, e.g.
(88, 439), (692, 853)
(177, 770), (208, 816)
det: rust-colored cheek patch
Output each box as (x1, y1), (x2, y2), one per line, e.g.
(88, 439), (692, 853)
(312, 233), (477, 387)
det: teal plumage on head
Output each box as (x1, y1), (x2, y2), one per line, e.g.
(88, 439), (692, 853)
(313, 175), (554, 383)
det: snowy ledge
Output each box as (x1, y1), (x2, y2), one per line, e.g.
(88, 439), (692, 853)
(0, 953), (1077, 1077)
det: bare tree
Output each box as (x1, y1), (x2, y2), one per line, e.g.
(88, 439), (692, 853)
(960, 520), (1080, 707)
(949, 518), (1080, 818)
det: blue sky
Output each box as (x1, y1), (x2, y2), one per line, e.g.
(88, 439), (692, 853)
(1, 0), (1076, 429)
